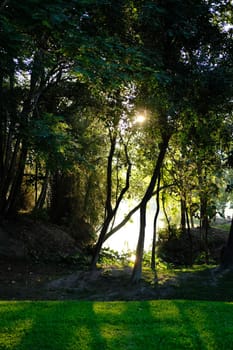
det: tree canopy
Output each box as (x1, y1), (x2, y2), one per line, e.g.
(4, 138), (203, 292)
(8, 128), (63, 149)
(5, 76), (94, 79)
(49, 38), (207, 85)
(0, 0), (233, 280)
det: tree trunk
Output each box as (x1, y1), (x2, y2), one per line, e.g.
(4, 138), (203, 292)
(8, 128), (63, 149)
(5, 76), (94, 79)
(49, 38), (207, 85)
(35, 168), (49, 210)
(204, 224), (209, 264)
(0, 136), (21, 214)
(0, 68), (35, 216)
(103, 201), (141, 242)
(180, 197), (186, 234)
(186, 205), (193, 265)
(132, 134), (170, 283)
(35, 161), (38, 206)
(151, 172), (161, 271)
(190, 207), (194, 228)
(103, 184), (172, 243)
(4, 143), (28, 217)
(131, 202), (146, 282)
(90, 134), (116, 269)
(91, 132), (131, 269)
(200, 195), (209, 263)
(91, 217), (113, 269)
(221, 216), (233, 269)
(200, 196), (209, 231)
(162, 192), (172, 236)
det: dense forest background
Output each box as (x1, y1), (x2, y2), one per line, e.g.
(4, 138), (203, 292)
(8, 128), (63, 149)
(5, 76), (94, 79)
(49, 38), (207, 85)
(0, 0), (233, 282)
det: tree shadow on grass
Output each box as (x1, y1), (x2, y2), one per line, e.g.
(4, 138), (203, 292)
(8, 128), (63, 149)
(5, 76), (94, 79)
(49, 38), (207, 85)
(117, 300), (233, 349)
(1, 299), (233, 350)
(118, 300), (207, 350)
(0, 301), (107, 350)
(173, 300), (233, 350)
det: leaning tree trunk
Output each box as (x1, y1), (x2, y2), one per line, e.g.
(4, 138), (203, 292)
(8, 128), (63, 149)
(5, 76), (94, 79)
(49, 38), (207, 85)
(34, 168), (49, 211)
(220, 216), (233, 269)
(90, 133), (116, 269)
(132, 134), (170, 283)
(131, 201), (147, 282)
(91, 216), (113, 269)
(162, 191), (172, 236)
(0, 135), (21, 215)
(3, 143), (28, 217)
(91, 133), (131, 269)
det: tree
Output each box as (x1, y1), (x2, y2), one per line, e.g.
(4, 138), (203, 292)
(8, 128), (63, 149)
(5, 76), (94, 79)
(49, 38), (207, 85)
(131, 109), (172, 281)
(1, 0), (232, 275)
(0, 0), (141, 219)
(90, 88), (135, 268)
(0, 0), (81, 216)
(130, 0), (232, 281)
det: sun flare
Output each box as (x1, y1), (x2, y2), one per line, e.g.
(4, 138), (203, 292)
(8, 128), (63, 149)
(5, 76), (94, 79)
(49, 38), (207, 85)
(135, 114), (146, 124)
(129, 254), (136, 263)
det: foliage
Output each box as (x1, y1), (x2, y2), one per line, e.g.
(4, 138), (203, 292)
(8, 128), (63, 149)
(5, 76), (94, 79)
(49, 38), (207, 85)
(157, 226), (228, 267)
(0, 0), (141, 219)
(0, 0), (233, 274)
(98, 247), (134, 267)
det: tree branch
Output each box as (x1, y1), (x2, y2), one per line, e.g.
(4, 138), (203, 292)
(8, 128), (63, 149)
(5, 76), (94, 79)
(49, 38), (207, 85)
(103, 183), (174, 242)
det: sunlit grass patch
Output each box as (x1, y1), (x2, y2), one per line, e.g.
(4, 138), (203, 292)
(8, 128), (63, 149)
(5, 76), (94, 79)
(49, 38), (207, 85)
(212, 223), (230, 231)
(0, 300), (233, 349)
(0, 319), (33, 350)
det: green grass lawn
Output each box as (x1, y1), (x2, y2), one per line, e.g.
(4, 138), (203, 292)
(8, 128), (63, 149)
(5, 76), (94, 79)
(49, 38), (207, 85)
(1, 300), (233, 350)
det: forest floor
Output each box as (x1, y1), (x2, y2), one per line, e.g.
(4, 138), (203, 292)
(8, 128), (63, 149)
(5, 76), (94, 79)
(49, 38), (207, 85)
(0, 216), (232, 302)
(1, 258), (233, 302)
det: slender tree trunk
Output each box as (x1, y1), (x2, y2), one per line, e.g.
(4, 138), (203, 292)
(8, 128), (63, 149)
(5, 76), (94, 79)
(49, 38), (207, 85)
(0, 71), (4, 181)
(0, 76), (33, 216)
(35, 161), (38, 206)
(221, 216), (233, 269)
(180, 197), (186, 234)
(91, 133), (131, 269)
(162, 192), (172, 236)
(131, 202), (146, 282)
(91, 134), (116, 269)
(103, 184), (172, 243)
(186, 205), (193, 265)
(204, 224), (209, 264)
(35, 168), (49, 210)
(200, 196), (208, 231)
(151, 172), (161, 271)
(104, 202), (141, 242)
(0, 136), (21, 214)
(91, 217), (113, 268)
(200, 195), (209, 263)
(190, 208), (194, 228)
(132, 134), (170, 283)
(4, 143), (28, 216)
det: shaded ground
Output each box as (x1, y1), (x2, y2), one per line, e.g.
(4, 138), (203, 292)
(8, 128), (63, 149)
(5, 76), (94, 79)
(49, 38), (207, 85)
(1, 258), (233, 301)
(0, 258), (157, 300)
(0, 216), (232, 301)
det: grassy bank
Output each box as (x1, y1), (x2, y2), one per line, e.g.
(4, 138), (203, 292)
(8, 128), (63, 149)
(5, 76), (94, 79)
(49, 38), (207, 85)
(1, 300), (233, 349)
